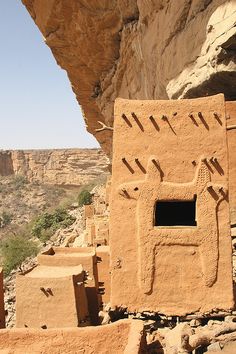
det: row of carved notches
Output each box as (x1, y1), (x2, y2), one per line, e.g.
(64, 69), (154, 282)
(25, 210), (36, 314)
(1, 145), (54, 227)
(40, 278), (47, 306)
(121, 111), (222, 131)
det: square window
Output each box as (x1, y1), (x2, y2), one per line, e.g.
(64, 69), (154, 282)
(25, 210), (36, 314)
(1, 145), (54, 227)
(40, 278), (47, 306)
(154, 199), (197, 227)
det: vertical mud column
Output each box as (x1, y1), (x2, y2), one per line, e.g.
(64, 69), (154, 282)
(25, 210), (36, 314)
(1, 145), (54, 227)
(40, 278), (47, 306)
(0, 268), (5, 328)
(226, 102), (236, 228)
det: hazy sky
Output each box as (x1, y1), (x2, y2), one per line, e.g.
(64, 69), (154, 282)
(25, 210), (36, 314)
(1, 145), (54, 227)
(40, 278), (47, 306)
(0, 1), (99, 150)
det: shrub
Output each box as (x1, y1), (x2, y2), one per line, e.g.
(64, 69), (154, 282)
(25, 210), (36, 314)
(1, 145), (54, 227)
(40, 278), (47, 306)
(35, 228), (52, 243)
(12, 175), (28, 190)
(0, 211), (13, 228)
(0, 235), (38, 276)
(31, 208), (76, 241)
(31, 213), (52, 238)
(78, 190), (92, 207)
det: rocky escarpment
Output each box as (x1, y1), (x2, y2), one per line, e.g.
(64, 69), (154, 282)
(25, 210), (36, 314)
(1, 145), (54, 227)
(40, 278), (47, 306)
(0, 149), (109, 186)
(21, 0), (236, 155)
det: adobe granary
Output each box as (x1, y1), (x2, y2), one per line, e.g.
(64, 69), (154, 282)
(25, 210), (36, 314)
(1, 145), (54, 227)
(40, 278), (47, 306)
(110, 94), (235, 315)
(16, 246), (111, 328)
(16, 264), (89, 329)
(82, 181), (110, 247)
(38, 247), (111, 324)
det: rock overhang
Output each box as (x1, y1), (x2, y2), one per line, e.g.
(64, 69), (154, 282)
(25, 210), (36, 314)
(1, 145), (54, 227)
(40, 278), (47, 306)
(20, 1), (236, 156)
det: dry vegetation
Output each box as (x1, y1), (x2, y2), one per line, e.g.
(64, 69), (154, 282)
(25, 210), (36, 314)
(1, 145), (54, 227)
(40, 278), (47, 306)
(0, 174), (106, 276)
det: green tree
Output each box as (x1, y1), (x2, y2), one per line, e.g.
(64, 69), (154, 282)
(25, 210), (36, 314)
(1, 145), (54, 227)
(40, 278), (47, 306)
(78, 190), (92, 207)
(0, 235), (38, 276)
(31, 208), (75, 241)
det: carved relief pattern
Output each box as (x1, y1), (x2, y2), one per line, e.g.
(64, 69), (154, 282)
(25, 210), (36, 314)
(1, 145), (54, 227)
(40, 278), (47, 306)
(118, 156), (227, 295)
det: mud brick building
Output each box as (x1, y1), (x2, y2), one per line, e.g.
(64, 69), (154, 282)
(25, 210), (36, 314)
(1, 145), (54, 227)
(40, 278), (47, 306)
(16, 264), (89, 328)
(110, 94), (234, 315)
(16, 247), (110, 328)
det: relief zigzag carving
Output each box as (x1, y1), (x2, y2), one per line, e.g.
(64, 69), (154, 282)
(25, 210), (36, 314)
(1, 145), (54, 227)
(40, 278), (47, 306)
(118, 156), (227, 294)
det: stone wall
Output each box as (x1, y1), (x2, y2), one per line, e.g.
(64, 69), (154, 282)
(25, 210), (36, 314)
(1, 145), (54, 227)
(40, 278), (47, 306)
(0, 149), (109, 186)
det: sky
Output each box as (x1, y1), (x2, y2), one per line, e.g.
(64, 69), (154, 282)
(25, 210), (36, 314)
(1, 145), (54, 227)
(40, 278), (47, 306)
(0, 1), (99, 150)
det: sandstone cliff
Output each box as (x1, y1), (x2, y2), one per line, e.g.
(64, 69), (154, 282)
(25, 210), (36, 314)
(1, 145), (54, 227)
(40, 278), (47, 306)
(21, 0), (236, 155)
(0, 149), (109, 186)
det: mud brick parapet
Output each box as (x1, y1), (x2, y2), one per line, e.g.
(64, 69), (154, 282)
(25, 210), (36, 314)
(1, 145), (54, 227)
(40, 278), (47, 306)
(0, 319), (146, 353)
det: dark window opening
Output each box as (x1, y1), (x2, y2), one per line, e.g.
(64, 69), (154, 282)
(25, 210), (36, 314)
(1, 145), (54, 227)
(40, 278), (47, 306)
(154, 199), (197, 227)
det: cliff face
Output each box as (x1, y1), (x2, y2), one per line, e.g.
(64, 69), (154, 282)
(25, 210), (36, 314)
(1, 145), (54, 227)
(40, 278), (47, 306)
(0, 149), (109, 186)
(0, 152), (14, 177)
(21, 0), (236, 155)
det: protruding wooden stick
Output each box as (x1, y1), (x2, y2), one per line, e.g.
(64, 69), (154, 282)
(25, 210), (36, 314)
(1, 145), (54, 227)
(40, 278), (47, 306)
(95, 121), (113, 132)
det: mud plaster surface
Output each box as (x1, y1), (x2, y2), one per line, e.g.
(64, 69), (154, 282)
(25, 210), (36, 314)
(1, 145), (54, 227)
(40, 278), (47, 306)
(110, 95), (233, 315)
